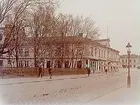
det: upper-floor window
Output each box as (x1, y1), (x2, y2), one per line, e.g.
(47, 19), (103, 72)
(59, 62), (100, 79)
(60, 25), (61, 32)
(107, 51), (109, 57)
(122, 60), (124, 63)
(134, 60), (136, 63)
(126, 60), (127, 63)
(103, 51), (105, 57)
(95, 48), (97, 57)
(25, 49), (29, 57)
(91, 47), (93, 56)
(99, 49), (100, 57)
(19, 48), (23, 57)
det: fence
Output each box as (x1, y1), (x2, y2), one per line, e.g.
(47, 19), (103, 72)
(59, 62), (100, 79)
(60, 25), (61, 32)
(0, 68), (88, 77)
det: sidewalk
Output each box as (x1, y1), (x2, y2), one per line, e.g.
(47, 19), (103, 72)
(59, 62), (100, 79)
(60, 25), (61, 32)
(0, 70), (127, 86)
(89, 76), (140, 105)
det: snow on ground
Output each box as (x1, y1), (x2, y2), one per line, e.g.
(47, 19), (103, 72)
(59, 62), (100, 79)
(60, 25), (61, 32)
(0, 69), (140, 105)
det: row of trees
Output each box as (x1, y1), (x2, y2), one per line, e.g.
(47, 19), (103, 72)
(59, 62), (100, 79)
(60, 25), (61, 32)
(0, 0), (100, 68)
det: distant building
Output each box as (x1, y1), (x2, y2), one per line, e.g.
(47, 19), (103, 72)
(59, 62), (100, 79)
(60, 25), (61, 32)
(120, 54), (140, 68)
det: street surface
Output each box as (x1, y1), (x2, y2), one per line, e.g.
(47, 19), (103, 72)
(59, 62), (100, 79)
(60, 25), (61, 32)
(0, 69), (140, 105)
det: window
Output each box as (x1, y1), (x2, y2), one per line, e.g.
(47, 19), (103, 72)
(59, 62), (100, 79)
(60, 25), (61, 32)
(122, 60), (124, 63)
(0, 33), (2, 40)
(18, 61), (23, 67)
(0, 60), (3, 66)
(65, 61), (69, 68)
(86, 60), (88, 64)
(134, 60), (136, 63)
(95, 48), (97, 57)
(47, 61), (51, 68)
(25, 61), (29, 67)
(25, 49), (29, 57)
(77, 61), (82, 68)
(101, 50), (103, 57)
(134, 65), (136, 68)
(57, 60), (62, 68)
(99, 49), (100, 57)
(91, 47), (93, 56)
(19, 49), (23, 57)
(104, 51), (106, 57)
(0, 44), (2, 56)
(0, 52), (2, 57)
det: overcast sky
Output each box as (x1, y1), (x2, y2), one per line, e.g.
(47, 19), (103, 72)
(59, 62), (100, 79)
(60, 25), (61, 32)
(57, 0), (140, 55)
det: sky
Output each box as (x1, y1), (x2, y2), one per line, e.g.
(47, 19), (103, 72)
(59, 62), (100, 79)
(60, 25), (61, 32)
(57, 0), (140, 55)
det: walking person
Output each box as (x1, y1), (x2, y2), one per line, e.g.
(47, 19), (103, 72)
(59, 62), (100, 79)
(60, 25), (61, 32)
(38, 64), (43, 78)
(105, 68), (108, 74)
(87, 67), (91, 76)
(48, 67), (52, 79)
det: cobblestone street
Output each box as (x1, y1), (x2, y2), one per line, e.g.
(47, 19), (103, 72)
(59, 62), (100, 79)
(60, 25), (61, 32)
(0, 69), (140, 105)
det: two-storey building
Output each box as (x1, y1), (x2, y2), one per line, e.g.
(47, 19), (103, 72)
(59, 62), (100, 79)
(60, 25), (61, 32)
(0, 26), (120, 73)
(120, 54), (140, 68)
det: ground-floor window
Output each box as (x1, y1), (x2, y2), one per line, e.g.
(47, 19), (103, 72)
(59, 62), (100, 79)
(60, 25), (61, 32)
(77, 61), (82, 68)
(18, 61), (23, 67)
(47, 61), (51, 68)
(58, 60), (62, 68)
(25, 61), (29, 67)
(65, 61), (69, 68)
(86, 60), (88, 64)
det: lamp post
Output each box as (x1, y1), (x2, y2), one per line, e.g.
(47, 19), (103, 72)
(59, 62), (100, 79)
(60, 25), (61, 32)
(126, 42), (132, 88)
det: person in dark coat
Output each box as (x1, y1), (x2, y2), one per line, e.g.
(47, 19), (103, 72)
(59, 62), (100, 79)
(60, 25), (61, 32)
(105, 68), (108, 74)
(38, 64), (42, 78)
(48, 67), (52, 79)
(87, 67), (91, 76)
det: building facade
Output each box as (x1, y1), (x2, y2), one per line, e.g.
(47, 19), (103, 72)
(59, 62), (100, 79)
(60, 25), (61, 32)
(0, 27), (120, 72)
(0, 27), (4, 68)
(120, 54), (140, 68)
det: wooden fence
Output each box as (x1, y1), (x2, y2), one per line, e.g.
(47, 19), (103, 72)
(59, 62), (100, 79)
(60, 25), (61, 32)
(0, 68), (88, 77)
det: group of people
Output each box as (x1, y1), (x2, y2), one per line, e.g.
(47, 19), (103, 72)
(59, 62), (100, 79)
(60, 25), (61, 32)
(37, 63), (108, 78)
(38, 64), (52, 79)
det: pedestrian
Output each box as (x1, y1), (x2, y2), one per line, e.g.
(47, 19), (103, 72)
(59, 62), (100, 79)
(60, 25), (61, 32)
(48, 67), (52, 79)
(87, 67), (91, 76)
(105, 68), (107, 74)
(38, 64), (42, 78)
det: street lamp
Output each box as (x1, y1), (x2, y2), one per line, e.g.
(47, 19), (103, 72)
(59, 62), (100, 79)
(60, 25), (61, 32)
(126, 42), (132, 88)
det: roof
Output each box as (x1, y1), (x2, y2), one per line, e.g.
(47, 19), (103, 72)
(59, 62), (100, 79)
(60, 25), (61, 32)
(25, 36), (119, 53)
(94, 38), (110, 42)
(120, 54), (139, 58)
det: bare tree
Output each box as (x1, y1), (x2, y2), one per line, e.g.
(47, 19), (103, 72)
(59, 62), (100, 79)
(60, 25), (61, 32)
(0, 0), (31, 55)
(55, 15), (100, 68)
(25, 2), (58, 67)
(0, 0), (16, 24)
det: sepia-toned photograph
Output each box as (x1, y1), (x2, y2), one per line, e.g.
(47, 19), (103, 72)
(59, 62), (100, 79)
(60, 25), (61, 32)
(0, 0), (140, 105)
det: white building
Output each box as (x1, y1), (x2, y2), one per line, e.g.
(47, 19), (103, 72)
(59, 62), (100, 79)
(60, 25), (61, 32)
(120, 54), (140, 68)
(0, 27), (120, 72)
